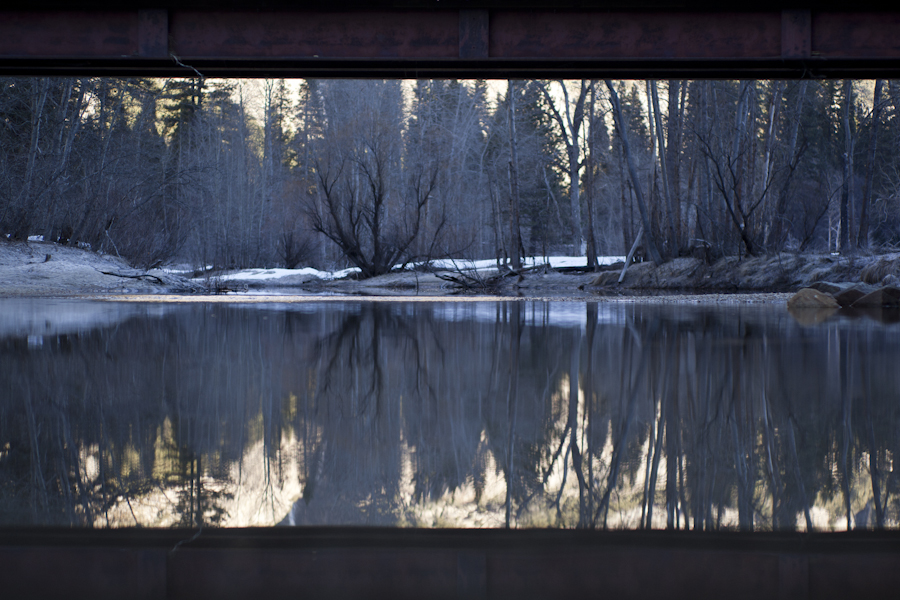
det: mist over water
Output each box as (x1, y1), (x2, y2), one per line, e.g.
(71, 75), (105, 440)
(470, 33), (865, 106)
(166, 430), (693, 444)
(1, 298), (898, 531)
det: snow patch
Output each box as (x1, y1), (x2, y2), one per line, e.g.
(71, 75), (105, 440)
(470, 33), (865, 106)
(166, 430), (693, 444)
(428, 255), (623, 272)
(215, 256), (625, 283)
(216, 266), (358, 282)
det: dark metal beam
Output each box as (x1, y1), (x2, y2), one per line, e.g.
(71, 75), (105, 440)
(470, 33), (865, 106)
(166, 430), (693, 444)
(1, 528), (899, 599)
(1, 8), (900, 78)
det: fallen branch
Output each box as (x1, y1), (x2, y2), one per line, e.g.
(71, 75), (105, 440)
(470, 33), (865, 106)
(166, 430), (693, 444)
(97, 270), (165, 285)
(619, 226), (644, 284)
(434, 271), (501, 291)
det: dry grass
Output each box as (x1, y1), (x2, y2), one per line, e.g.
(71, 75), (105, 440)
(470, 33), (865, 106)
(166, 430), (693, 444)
(594, 251), (900, 292)
(860, 255), (900, 284)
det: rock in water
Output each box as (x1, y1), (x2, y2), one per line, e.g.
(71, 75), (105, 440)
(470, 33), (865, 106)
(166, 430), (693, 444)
(852, 287), (900, 308)
(787, 288), (840, 309)
(807, 281), (843, 295)
(833, 287), (867, 307)
(884, 286), (900, 302)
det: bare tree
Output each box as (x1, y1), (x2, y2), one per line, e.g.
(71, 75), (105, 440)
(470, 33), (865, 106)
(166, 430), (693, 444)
(694, 81), (774, 257)
(606, 80), (664, 264)
(506, 80), (524, 270)
(305, 81), (436, 277)
(650, 81), (678, 253)
(540, 80), (588, 257)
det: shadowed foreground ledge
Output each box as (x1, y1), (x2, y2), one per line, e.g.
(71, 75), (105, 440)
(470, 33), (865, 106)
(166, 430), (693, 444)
(1, 528), (898, 599)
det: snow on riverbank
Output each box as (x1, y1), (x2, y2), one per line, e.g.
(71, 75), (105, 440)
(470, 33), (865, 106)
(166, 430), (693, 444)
(4, 237), (898, 299)
(0, 241), (203, 296)
(216, 256), (626, 284)
(216, 266), (359, 282)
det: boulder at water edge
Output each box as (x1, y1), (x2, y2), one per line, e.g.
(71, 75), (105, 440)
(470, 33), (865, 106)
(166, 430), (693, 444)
(833, 287), (869, 307)
(787, 288), (841, 309)
(852, 286), (900, 308)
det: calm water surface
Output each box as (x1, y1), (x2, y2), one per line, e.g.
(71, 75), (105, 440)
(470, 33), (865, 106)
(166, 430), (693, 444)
(1, 298), (898, 531)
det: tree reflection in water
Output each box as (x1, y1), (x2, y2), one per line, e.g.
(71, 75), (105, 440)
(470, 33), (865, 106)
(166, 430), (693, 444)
(1, 299), (898, 531)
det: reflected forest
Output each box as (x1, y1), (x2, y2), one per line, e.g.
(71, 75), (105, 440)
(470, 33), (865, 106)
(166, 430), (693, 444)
(2, 300), (899, 531)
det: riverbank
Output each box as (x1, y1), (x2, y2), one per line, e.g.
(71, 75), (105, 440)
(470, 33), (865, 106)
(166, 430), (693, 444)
(1, 240), (898, 300)
(264, 251), (899, 300)
(207, 252), (900, 298)
(0, 241), (204, 296)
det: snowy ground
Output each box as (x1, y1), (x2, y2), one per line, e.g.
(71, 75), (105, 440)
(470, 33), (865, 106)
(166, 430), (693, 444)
(214, 256), (626, 284)
(0, 242), (628, 298)
(0, 241), (204, 297)
(213, 265), (359, 282)
(5, 238), (894, 300)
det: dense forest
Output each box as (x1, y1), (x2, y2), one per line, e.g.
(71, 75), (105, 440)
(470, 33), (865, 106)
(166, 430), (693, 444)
(2, 77), (900, 273)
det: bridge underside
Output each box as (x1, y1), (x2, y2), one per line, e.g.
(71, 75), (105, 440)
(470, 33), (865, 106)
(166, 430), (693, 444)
(2, 528), (900, 599)
(1, 8), (900, 78)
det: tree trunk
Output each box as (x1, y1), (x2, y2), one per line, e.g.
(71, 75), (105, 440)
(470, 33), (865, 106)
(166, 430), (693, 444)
(758, 81), (783, 250)
(728, 82), (756, 256)
(617, 142), (633, 253)
(646, 81), (661, 248)
(605, 80), (664, 264)
(538, 81), (586, 257)
(651, 81), (677, 255)
(840, 79), (853, 252)
(504, 303), (521, 528)
(506, 80), (523, 270)
(585, 82), (599, 270)
(668, 80), (686, 247)
(18, 78), (51, 237)
(858, 79), (883, 249)
(766, 80), (808, 249)
(490, 179), (507, 263)
(664, 339), (679, 529)
(568, 327), (591, 527)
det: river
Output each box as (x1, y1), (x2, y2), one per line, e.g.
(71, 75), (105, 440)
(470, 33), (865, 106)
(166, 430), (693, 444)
(1, 297), (897, 530)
